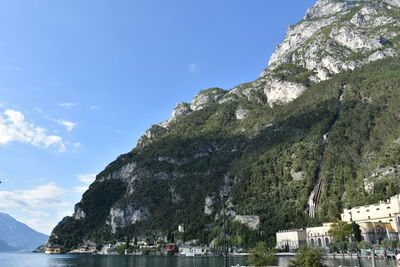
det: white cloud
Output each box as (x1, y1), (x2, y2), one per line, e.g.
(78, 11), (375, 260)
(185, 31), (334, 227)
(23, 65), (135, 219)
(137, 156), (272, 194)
(74, 173), (96, 194)
(0, 183), (69, 209)
(188, 63), (200, 73)
(0, 109), (66, 152)
(36, 108), (77, 132)
(56, 120), (77, 132)
(13, 209), (73, 235)
(21, 209), (49, 217)
(58, 102), (76, 109)
(77, 173), (96, 184)
(73, 186), (88, 194)
(90, 105), (99, 110)
(72, 142), (82, 148)
(0, 183), (75, 235)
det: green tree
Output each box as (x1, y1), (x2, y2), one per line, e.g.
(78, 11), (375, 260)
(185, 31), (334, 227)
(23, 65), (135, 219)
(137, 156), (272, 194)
(348, 242), (357, 252)
(328, 220), (353, 242)
(290, 245), (327, 267)
(248, 242), (277, 266)
(351, 223), (362, 242)
(115, 244), (126, 255)
(382, 239), (397, 250)
(336, 241), (348, 253)
(358, 240), (370, 250)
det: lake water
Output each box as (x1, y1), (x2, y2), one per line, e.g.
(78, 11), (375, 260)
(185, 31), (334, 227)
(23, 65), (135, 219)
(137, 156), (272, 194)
(0, 252), (398, 267)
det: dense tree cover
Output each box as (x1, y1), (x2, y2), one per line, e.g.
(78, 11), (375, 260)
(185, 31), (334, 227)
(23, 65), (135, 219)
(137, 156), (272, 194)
(51, 58), (400, 251)
(49, 180), (126, 250)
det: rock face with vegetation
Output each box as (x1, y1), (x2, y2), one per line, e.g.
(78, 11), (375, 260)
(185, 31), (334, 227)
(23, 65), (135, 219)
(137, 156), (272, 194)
(50, 0), (400, 250)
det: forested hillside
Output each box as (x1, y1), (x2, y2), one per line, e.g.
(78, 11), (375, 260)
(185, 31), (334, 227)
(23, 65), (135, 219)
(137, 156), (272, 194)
(49, 0), (400, 250)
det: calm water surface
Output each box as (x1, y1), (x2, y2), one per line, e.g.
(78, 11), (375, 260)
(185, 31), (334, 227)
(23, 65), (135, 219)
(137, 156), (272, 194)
(0, 252), (398, 267)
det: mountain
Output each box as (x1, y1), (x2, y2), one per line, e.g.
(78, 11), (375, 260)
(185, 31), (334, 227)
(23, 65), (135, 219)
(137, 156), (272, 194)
(0, 213), (48, 251)
(50, 0), (400, 250)
(0, 239), (17, 252)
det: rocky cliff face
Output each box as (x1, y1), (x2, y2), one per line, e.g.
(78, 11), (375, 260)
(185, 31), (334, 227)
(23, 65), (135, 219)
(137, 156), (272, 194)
(50, 0), (400, 249)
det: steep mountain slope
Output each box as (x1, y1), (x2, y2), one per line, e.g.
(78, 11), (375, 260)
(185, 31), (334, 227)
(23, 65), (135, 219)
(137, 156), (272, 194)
(50, 0), (400, 250)
(0, 213), (48, 251)
(0, 240), (17, 252)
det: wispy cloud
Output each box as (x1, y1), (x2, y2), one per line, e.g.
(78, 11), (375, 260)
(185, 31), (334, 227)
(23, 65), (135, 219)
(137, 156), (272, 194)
(74, 186), (89, 194)
(58, 102), (76, 109)
(0, 183), (74, 234)
(77, 174), (96, 184)
(56, 120), (77, 132)
(188, 63), (200, 73)
(74, 173), (96, 193)
(89, 105), (99, 111)
(72, 142), (82, 148)
(0, 109), (66, 152)
(36, 107), (77, 132)
(0, 183), (69, 209)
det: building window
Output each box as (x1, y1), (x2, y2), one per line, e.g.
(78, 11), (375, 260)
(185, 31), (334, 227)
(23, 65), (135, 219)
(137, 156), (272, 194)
(387, 207), (391, 209)
(368, 216), (370, 219)
(376, 208), (380, 211)
(367, 210), (370, 212)
(357, 211), (360, 213)
(389, 213), (391, 217)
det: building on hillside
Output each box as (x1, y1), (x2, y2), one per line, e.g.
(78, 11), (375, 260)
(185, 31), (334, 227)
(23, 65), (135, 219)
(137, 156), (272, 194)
(306, 223), (333, 249)
(276, 229), (306, 250)
(341, 194), (400, 243)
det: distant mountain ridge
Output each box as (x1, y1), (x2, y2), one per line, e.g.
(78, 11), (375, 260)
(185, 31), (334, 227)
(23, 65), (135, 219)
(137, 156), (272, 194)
(0, 212), (48, 251)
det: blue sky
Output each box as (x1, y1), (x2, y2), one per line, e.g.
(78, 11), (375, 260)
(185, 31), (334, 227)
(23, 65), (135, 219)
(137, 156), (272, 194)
(0, 0), (316, 234)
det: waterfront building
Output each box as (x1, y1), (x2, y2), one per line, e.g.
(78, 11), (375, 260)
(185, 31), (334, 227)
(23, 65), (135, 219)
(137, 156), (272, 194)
(275, 229), (306, 250)
(44, 245), (61, 254)
(179, 245), (209, 256)
(165, 243), (179, 254)
(306, 223), (333, 249)
(341, 194), (400, 243)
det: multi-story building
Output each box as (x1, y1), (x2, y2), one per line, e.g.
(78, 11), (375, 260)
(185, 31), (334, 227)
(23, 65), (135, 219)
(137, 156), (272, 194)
(306, 223), (333, 249)
(276, 229), (307, 250)
(341, 194), (400, 243)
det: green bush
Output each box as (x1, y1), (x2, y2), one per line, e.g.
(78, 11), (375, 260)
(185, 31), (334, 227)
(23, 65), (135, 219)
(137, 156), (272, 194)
(290, 246), (327, 267)
(248, 242), (277, 266)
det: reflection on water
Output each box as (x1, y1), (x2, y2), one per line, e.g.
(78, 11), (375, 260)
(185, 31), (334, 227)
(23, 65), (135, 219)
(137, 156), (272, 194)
(0, 252), (398, 267)
(278, 255), (397, 267)
(0, 253), (247, 267)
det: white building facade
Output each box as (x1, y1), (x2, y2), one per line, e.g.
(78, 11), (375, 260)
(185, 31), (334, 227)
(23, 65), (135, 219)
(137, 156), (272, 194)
(276, 229), (307, 250)
(306, 223), (333, 249)
(341, 194), (400, 243)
